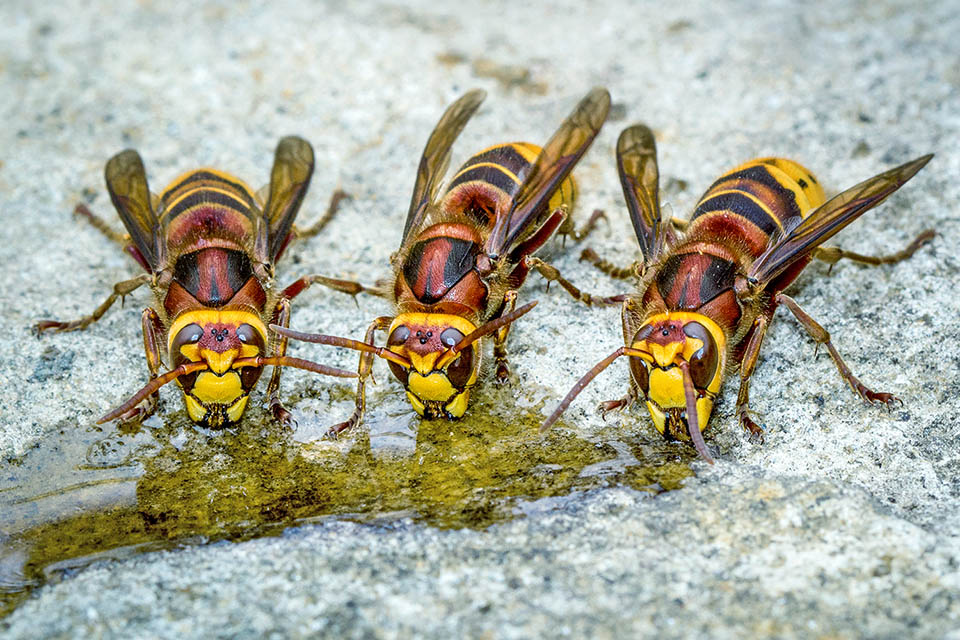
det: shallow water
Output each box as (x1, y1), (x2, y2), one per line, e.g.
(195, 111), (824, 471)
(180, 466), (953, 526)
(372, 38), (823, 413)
(0, 383), (694, 618)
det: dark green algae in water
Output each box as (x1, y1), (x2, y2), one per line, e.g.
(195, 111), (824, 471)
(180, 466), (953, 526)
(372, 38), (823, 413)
(0, 388), (694, 618)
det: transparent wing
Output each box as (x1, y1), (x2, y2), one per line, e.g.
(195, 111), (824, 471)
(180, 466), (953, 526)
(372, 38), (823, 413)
(485, 87), (611, 258)
(747, 154), (933, 288)
(617, 124), (667, 264)
(265, 136), (315, 261)
(105, 149), (162, 271)
(401, 89), (487, 245)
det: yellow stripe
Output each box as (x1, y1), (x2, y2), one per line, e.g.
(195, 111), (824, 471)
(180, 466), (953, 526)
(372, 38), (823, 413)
(510, 142), (541, 161)
(449, 161), (523, 186)
(759, 162), (812, 217)
(161, 168), (257, 201)
(755, 157), (826, 212)
(707, 188), (786, 233)
(161, 185), (253, 222)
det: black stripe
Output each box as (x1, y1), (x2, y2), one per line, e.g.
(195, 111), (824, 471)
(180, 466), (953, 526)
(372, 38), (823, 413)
(655, 254), (684, 302)
(654, 253), (736, 309)
(706, 165), (801, 219)
(699, 256), (737, 304)
(447, 165), (521, 196)
(401, 237), (478, 305)
(162, 171), (256, 208)
(443, 237), (477, 290)
(692, 192), (779, 235)
(166, 190), (253, 223)
(462, 144), (532, 178)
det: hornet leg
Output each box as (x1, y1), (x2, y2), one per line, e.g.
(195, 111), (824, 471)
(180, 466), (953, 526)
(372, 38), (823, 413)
(74, 203), (129, 247)
(328, 316), (394, 438)
(734, 312), (774, 441)
(579, 247), (639, 280)
(813, 230), (934, 273)
(493, 291), (517, 383)
(265, 298), (296, 427)
(777, 293), (900, 406)
(525, 256), (627, 307)
(291, 190), (352, 241)
(560, 209), (607, 244)
(115, 307), (165, 425)
(280, 274), (389, 304)
(36, 274), (152, 333)
(598, 382), (639, 419)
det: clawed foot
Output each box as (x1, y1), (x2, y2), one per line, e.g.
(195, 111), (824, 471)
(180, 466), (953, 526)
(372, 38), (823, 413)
(738, 409), (765, 443)
(598, 394), (633, 420)
(115, 393), (158, 427)
(325, 407), (362, 439)
(271, 402), (298, 429)
(35, 320), (77, 334)
(494, 360), (510, 385)
(579, 247), (600, 263)
(856, 387), (903, 408)
(325, 420), (352, 440)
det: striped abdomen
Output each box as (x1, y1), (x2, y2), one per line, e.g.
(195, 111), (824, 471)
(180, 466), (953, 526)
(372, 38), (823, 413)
(688, 158), (826, 258)
(157, 169), (267, 317)
(646, 159), (827, 331)
(159, 169), (261, 256)
(441, 142), (576, 228)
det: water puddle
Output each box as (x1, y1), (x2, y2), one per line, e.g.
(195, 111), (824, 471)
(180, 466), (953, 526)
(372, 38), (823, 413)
(0, 384), (694, 617)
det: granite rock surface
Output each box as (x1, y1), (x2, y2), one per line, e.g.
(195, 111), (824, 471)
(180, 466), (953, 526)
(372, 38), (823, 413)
(1, 0), (958, 637)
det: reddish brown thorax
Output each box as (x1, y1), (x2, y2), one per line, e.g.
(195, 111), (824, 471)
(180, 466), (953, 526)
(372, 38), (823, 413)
(394, 221), (490, 316)
(163, 249), (267, 318)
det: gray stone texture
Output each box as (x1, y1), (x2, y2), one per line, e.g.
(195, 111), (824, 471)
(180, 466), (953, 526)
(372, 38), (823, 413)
(1, 0), (959, 637)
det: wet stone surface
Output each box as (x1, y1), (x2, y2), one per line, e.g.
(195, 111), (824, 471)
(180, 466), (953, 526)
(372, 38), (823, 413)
(2, 0), (960, 637)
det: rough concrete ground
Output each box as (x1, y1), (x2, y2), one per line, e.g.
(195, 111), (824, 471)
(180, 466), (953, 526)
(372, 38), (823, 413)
(1, 0), (959, 637)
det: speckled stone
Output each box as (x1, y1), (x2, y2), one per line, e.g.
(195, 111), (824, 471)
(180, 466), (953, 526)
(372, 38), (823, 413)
(1, 0), (958, 637)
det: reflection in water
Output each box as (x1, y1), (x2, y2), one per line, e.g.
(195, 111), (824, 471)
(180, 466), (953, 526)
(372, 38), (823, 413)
(0, 386), (694, 617)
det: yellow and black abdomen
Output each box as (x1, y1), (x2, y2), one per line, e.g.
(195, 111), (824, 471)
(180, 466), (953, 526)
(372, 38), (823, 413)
(688, 158), (826, 258)
(442, 142), (576, 228)
(159, 169), (261, 255)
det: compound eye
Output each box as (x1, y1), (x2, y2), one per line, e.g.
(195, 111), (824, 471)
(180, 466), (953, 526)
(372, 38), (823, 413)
(633, 323), (654, 343)
(444, 344), (476, 390)
(628, 357), (650, 395)
(628, 324), (654, 395)
(682, 321), (719, 390)
(388, 325), (410, 346)
(439, 327), (464, 348)
(171, 323), (203, 365)
(387, 326), (411, 386)
(237, 323), (265, 352)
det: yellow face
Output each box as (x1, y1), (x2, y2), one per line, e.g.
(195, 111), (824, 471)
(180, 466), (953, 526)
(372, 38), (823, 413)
(167, 310), (268, 427)
(626, 312), (726, 442)
(384, 313), (480, 419)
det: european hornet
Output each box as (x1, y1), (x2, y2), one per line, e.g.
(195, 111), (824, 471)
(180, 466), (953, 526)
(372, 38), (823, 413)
(273, 88), (611, 433)
(37, 137), (356, 427)
(536, 124), (933, 462)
